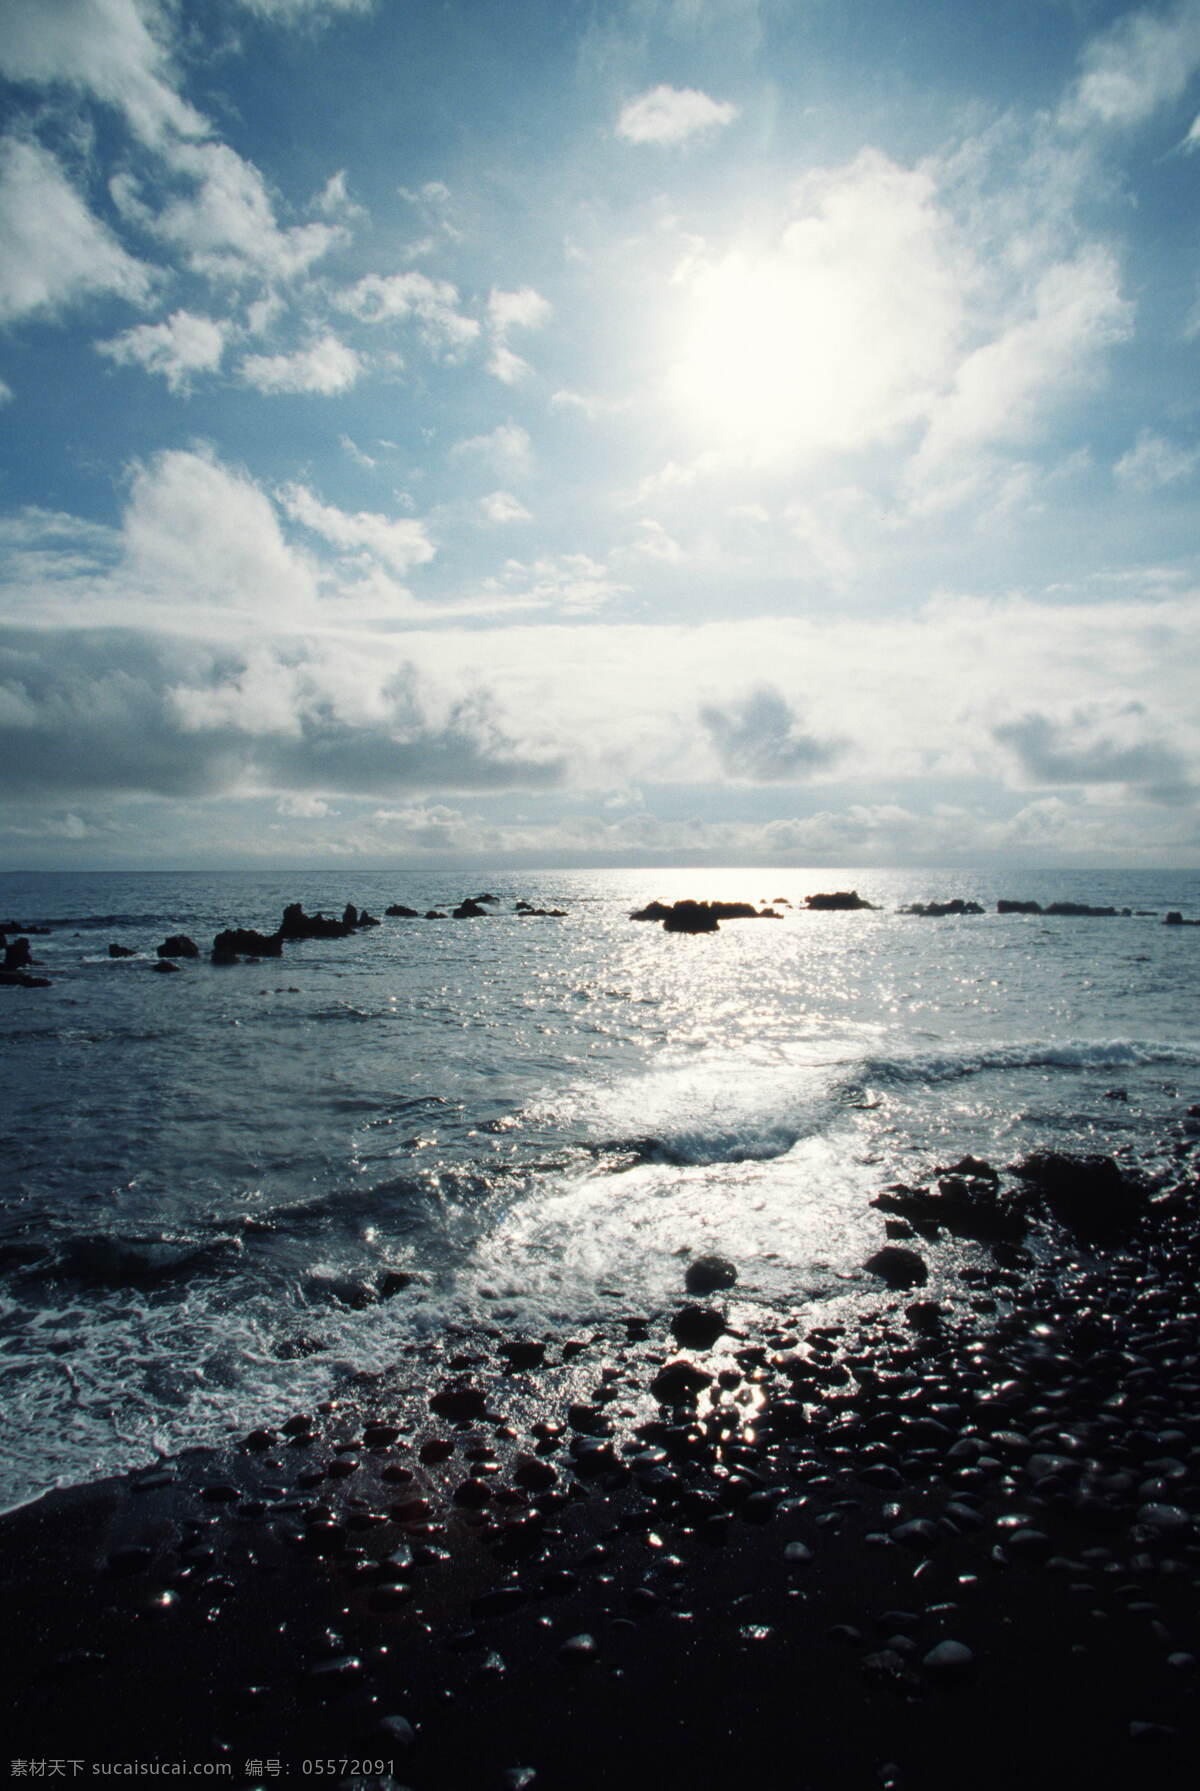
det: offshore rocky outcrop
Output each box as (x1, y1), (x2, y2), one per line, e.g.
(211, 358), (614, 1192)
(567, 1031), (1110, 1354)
(804, 890), (879, 910)
(631, 900), (780, 932)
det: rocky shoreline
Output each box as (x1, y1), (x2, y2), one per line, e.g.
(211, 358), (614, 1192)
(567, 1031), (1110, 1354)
(4, 1126), (1200, 1788)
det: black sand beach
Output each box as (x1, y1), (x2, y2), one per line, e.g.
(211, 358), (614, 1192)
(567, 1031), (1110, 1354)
(4, 1136), (1200, 1791)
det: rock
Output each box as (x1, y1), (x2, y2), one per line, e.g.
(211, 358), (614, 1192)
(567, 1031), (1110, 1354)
(651, 1359), (713, 1403)
(452, 899), (490, 919)
(1012, 1151), (1143, 1236)
(385, 905), (420, 918)
(211, 927), (284, 962)
(1164, 911), (1200, 926)
(804, 890), (879, 910)
(873, 1158), (1029, 1242)
(670, 1304), (726, 1348)
(424, 910), (446, 920)
(783, 1541), (813, 1564)
(557, 1633), (598, 1666)
(376, 1714), (416, 1750)
(663, 901), (720, 933)
(922, 1639), (974, 1676)
(901, 899), (985, 917)
(1044, 902), (1121, 917)
(430, 1381), (489, 1422)
(4, 938), (34, 969)
(0, 969), (52, 987)
(279, 903), (355, 941)
(151, 960), (181, 974)
(684, 1254), (738, 1294)
(997, 899), (1043, 914)
(864, 1246), (929, 1288)
(156, 935), (199, 959)
(891, 1518), (941, 1551)
(107, 943), (136, 957)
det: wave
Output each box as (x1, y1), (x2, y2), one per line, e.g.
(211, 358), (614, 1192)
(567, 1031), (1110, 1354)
(860, 1038), (1200, 1086)
(27, 1231), (245, 1286)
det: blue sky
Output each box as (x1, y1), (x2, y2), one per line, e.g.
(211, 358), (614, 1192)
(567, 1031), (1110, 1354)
(1, 0), (1199, 868)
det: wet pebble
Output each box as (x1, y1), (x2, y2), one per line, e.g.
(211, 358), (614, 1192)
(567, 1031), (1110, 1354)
(922, 1639), (974, 1677)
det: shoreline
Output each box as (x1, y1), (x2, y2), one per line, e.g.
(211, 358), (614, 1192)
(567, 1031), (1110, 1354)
(4, 1135), (1200, 1787)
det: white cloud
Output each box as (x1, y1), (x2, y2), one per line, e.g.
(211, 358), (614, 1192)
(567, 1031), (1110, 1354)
(485, 284), (552, 384)
(0, 378), (12, 405)
(336, 270), (480, 353)
(907, 246), (1132, 507)
(1061, 2), (1200, 133)
(0, 136), (153, 323)
(666, 149), (965, 465)
(122, 447), (318, 614)
(155, 140), (344, 282)
(480, 491), (532, 524)
(279, 483), (435, 574)
(1114, 428), (1199, 492)
(616, 84), (738, 145)
(0, 0), (206, 145)
(452, 422), (534, 475)
(97, 308), (227, 392)
(240, 332), (361, 394)
(235, 0), (374, 20)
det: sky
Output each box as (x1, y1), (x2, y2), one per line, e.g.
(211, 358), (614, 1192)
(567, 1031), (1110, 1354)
(1, 0), (1199, 871)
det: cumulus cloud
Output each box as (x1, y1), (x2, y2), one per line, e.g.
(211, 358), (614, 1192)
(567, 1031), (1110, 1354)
(240, 332), (361, 394)
(994, 707), (1195, 801)
(121, 448), (319, 613)
(700, 685), (844, 781)
(1061, 2), (1200, 134)
(908, 246), (1132, 506)
(279, 483), (435, 574)
(0, 625), (565, 803)
(1114, 428), (1199, 492)
(153, 139), (344, 282)
(480, 491), (532, 524)
(486, 285), (552, 383)
(336, 270), (479, 353)
(97, 308), (227, 391)
(667, 149), (965, 465)
(236, 0), (375, 20)
(452, 422), (534, 475)
(0, 136), (154, 323)
(617, 84), (738, 145)
(0, 0), (206, 145)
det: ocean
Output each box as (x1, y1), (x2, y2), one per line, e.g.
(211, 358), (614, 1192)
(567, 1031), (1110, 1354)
(1, 865), (1197, 1513)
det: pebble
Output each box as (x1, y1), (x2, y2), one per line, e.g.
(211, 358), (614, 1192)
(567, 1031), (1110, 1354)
(558, 1633), (598, 1665)
(684, 1254), (738, 1294)
(783, 1541), (813, 1564)
(922, 1639), (974, 1676)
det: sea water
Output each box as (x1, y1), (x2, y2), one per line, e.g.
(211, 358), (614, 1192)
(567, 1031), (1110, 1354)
(0, 865), (1197, 1511)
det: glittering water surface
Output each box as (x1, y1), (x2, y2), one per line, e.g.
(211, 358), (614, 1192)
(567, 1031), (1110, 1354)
(1, 866), (1197, 1508)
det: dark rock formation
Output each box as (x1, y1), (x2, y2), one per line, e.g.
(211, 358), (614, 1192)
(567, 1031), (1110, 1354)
(872, 1156), (1029, 1241)
(156, 935), (199, 959)
(385, 905), (420, 918)
(279, 903), (355, 940)
(0, 919), (52, 935)
(4, 937), (34, 970)
(107, 943), (137, 958)
(997, 899), (1043, 914)
(424, 910), (447, 920)
(804, 890), (879, 911)
(631, 899), (777, 931)
(211, 928), (284, 962)
(1165, 911), (1200, 927)
(684, 1254), (738, 1294)
(863, 1245), (929, 1288)
(0, 969), (51, 988)
(901, 899), (984, 917)
(1012, 1151), (1143, 1236)
(452, 899), (490, 919)
(1044, 901), (1124, 918)
(152, 960), (181, 974)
